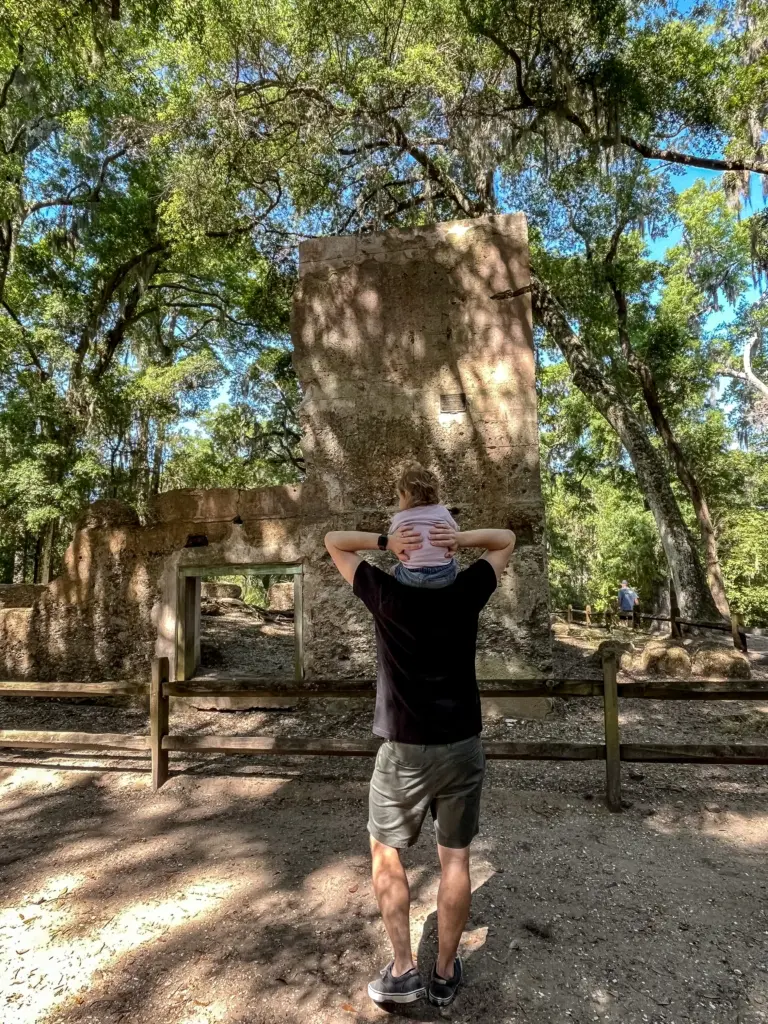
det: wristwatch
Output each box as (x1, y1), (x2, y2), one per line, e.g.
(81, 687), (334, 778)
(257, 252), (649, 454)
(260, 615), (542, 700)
(377, 534), (389, 551)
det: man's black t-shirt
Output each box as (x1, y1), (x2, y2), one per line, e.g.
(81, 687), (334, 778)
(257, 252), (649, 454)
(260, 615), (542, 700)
(352, 559), (498, 744)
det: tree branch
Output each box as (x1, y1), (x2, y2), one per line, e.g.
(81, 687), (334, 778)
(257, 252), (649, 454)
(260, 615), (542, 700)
(337, 140), (391, 156)
(465, 14), (535, 109)
(617, 135), (768, 177)
(743, 334), (768, 400)
(25, 148), (128, 216)
(1, 299), (48, 379)
(385, 114), (483, 216)
(166, 301), (257, 329)
(469, 19), (768, 177)
(203, 179), (282, 238)
(714, 365), (751, 383)
(90, 287), (156, 385)
(0, 63), (19, 112)
(73, 241), (168, 381)
(605, 219), (628, 266)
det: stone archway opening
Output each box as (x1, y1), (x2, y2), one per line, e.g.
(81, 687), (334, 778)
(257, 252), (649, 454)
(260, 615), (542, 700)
(175, 563), (303, 684)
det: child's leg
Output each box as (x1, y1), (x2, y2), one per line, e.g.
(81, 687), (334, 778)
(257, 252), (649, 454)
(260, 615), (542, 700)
(394, 562), (458, 588)
(394, 563), (417, 586)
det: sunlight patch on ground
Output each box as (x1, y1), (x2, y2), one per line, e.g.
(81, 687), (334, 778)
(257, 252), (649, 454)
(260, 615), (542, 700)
(0, 875), (240, 1024)
(0, 766), (61, 799)
(24, 872), (86, 905)
(301, 858), (369, 914)
(648, 810), (768, 848)
(699, 812), (768, 848)
(176, 1006), (230, 1024)
(459, 925), (489, 958)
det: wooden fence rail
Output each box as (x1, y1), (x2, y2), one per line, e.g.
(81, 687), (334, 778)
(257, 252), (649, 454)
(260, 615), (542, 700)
(561, 605), (749, 652)
(2, 656), (768, 810)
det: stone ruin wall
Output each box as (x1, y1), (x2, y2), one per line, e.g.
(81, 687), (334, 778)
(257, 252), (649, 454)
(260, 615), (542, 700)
(294, 213), (551, 681)
(0, 213), (551, 684)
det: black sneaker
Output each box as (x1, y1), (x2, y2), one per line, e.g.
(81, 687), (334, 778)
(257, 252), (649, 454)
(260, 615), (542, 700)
(367, 961), (426, 1004)
(428, 957), (463, 1006)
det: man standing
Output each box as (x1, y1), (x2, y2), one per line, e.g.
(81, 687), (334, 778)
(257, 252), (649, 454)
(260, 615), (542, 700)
(617, 580), (639, 624)
(324, 522), (516, 1007)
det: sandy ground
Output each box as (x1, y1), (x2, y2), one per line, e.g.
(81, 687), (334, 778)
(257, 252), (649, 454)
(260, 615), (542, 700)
(1, 627), (768, 1024)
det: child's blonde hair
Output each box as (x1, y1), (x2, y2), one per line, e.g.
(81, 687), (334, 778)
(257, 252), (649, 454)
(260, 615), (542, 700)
(396, 463), (440, 509)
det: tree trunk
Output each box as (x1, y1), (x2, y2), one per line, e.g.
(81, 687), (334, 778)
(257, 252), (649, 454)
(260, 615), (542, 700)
(132, 412), (150, 508)
(38, 519), (56, 585)
(32, 532), (41, 584)
(149, 424), (165, 498)
(635, 371), (729, 616)
(608, 281), (730, 616)
(669, 577), (682, 638)
(12, 531), (27, 583)
(649, 573), (671, 633)
(530, 275), (722, 622)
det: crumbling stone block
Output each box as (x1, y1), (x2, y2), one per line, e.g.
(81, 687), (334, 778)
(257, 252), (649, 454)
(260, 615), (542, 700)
(268, 582), (294, 612)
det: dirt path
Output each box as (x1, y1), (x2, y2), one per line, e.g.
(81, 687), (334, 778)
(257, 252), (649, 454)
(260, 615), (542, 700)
(1, 629), (768, 1023)
(1, 756), (768, 1024)
(199, 607), (295, 679)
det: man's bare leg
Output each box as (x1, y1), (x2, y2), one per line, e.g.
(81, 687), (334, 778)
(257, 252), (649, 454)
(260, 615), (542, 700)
(370, 836), (415, 976)
(435, 844), (471, 979)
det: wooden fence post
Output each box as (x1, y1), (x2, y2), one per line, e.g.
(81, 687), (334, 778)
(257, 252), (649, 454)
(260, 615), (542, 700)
(150, 657), (170, 790)
(605, 610), (612, 632)
(567, 604), (573, 624)
(585, 604), (592, 625)
(602, 651), (622, 812)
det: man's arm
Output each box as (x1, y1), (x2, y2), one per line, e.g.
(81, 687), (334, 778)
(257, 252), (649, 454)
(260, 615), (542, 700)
(430, 526), (516, 582)
(461, 528), (516, 581)
(324, 528), (422, 586)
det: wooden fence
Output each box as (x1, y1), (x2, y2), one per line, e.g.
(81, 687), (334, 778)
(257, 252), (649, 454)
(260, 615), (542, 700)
(2, 656), (768, 811)
(561, 604), (749, 652)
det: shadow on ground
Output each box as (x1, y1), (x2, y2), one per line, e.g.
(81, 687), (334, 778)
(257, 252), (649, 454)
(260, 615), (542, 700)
(1, 754), (768, 1024)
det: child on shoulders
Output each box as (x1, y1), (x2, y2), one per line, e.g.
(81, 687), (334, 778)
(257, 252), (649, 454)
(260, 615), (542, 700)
(389, 463), (458, 589)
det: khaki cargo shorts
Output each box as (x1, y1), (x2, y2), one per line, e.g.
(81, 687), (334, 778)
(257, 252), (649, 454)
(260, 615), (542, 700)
(368, 734), (486, 850)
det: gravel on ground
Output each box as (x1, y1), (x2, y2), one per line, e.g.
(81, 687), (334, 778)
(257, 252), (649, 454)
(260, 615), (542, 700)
(1, 624), (767, 1024)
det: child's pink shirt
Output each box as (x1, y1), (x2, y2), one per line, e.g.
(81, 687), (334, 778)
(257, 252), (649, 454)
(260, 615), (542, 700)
(389, 504), (458, 568)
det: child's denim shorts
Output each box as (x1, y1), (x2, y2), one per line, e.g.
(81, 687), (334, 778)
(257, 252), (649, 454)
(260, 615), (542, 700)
(394, 559), (459, 588)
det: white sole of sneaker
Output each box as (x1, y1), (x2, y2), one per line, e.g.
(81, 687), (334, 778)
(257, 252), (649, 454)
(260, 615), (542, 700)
(367, 983), (426, 1004)
(428, 958), (463, 1005)
(428, 990), (458, 1006)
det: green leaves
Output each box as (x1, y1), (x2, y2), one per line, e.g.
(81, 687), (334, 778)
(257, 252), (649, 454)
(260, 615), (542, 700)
(1, 0), (766, 614)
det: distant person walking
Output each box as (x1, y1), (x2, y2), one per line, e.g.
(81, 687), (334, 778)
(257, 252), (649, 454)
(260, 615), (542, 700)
(618, 580), (638, 624)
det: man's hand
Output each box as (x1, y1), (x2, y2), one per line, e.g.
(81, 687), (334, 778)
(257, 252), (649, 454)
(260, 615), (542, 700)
(429, 525), (458, 558)
(387, 525), (423, 562)
(324, 527), (422, 585)
(430, 526), (516, 581)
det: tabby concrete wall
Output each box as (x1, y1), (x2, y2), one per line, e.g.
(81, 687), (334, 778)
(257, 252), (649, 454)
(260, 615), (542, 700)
(293, 213), (551, 680)
(0, 213), (550, 685)
(0, 489), (307, 681)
